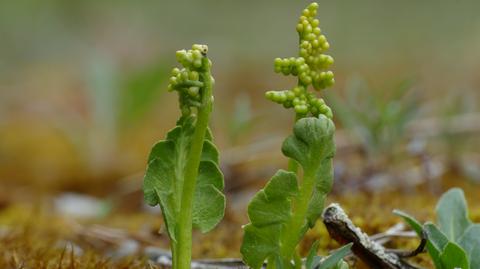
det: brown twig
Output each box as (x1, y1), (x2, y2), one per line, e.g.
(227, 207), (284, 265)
(322, 203), (425, 269)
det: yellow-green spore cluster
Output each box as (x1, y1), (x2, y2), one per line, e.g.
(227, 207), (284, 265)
(266, 86), (332, 117)
(168, 44), (213, 115)
(266, 2), (334, 118)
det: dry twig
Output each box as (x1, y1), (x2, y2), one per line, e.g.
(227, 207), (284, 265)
(322, 203), (425, 269)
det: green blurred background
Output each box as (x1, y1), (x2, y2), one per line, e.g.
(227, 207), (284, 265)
(1, 0), (479, 193)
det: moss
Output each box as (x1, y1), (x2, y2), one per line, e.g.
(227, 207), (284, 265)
(1, 182), (479, 268)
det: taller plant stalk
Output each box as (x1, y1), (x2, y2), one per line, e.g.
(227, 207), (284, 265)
(241, 3), (337, 268)
(143, 44), (224, 269)
(176, 57), (213, 269)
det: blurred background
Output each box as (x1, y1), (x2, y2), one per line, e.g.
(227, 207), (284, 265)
(0, 0), (479, 267)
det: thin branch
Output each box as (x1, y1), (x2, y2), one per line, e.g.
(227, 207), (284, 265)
(322, 203), (424, 269)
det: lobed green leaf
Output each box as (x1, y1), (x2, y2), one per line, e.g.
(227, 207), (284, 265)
(143, 115), (225, 239)
(282, 115), (335, 171)
(192, 160), (225, 233)
(241, 170), (298, 268)
(241, 115), (335, 269)
(282, 115), (335, 227)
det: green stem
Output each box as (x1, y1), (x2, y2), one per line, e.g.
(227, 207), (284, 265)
(283, 113), (309, 267)
(175, 57), (213, 269)
(171, 242), (177, 268)
(178, 79), (204, 88)
(280, 167), (316, 265)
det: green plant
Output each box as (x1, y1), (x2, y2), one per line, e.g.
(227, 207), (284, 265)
(240, 3), (345, 268)
(305, 242), (352, 269)
(394, 188), (480, 269)
(142, 44), (225, 269)
(327, 77), (418, 161)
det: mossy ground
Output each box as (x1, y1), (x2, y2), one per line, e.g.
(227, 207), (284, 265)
(1, 174), (479, 269)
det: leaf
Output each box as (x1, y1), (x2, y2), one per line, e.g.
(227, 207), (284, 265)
(192, 160), (225, 232)
(440, 242), (470, 269)
(424, 222), (449, 253)
(153, 186), (176, 241)
(241, 170), (298, 269)
(282, 115), (335, 171)
(318, 243), (352, 269)
(241, 224), (279, 269)
(241, 115), (335, 269)
(396, 188), (476, 269)
(143, 115), (225, 239)
(306, 158), (334, 228)
(393, 210), (423, 234)
(282, 114), (335, 227)
(393, 210), (442, 268)
(458, 224), (480, 269)
(436, 188), (472, 242)
(306, 241), (321, 269)
(144, 142), (178, 240)
(305, 242), (351, 269)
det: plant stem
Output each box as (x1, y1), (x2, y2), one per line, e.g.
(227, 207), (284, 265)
(283, 113), (310, 267)
(171, 242), (177, 268)
(175, 57), (213, 269)
(280, 167), (317, 265)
